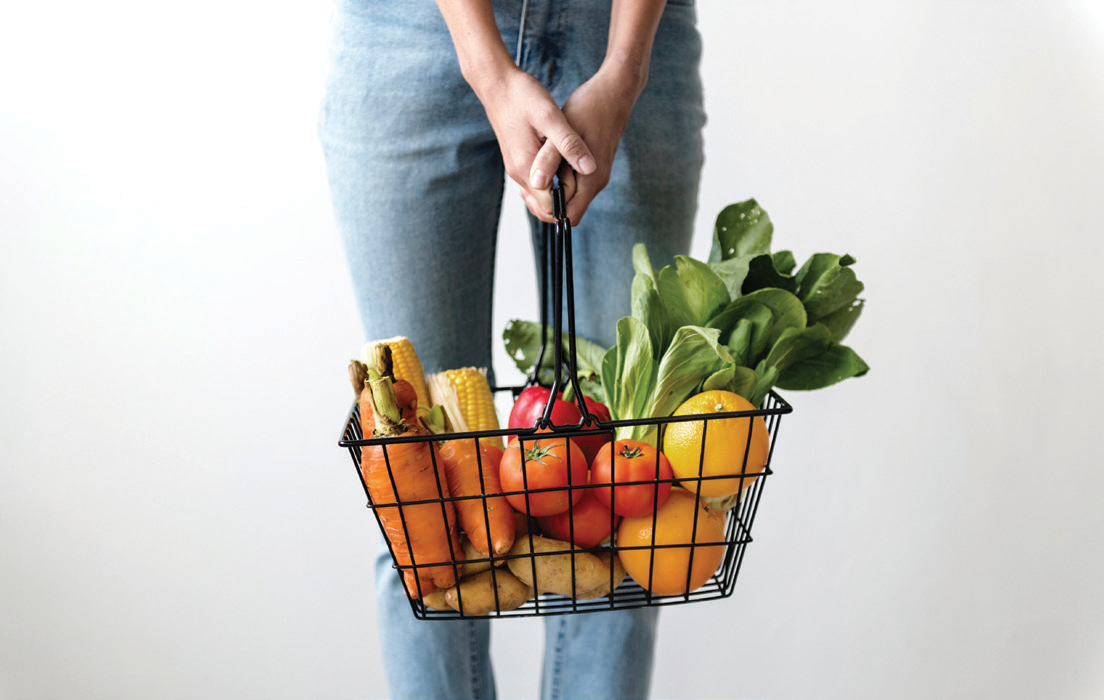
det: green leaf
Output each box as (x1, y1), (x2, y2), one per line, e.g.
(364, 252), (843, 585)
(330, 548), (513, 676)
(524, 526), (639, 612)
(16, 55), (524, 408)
(776, 343), (870, 391)
(656, 256), (731, 329)
(631, 281), (675, 361)
(818, 299), (865, 342)
(759, 324), (833, 374)
(502, 319), (606, 386)
(708, 200), (773, 262)
(702, 366), (737, 393)
(794, 253), (865, 325)
(750, 365), (779, 408)
(773, 250), (797, 275)
(649, 326), (733, 421)
(723, 317), (756, 367)
(742, 254), (797, 295)
(707, 288), (807, 366)
(632, 243), (658, 285)
(601, 345), (620, 416)
(604, 317), (657, 424)
(503, 318), (549, 379)
(731, 366), (761, 403)
(708, 256), (755, 301)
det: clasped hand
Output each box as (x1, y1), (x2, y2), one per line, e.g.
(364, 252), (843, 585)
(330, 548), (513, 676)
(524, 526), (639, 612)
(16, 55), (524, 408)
(477, 64), (639, 226)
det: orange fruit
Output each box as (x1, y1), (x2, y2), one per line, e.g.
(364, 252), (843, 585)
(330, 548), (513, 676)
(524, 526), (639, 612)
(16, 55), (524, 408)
(616, 488), (727, 596)
(662, 390), (770, 498)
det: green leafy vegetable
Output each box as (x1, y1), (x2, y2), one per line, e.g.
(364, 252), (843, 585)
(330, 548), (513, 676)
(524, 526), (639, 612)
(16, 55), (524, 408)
(503, 197), (869, 434)
(502, 319), (608, 402)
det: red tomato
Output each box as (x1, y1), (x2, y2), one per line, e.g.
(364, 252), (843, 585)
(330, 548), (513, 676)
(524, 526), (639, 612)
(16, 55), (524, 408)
(499, 434), (588, 517)
(590, 439), (674, 518)
(537, 484), (620, 548)
(508, 386), (582, 430)
(573, 396), (613, 464)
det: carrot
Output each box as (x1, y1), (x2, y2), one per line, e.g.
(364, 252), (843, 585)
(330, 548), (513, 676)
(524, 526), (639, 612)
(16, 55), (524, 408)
(424, 374), (515, 557)
(357, 354), (463, 599)
(436, 437), (516, 557)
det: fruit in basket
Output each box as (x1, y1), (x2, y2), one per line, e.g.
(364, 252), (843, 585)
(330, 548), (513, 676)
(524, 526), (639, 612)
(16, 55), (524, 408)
(356, 348), (463, 599)
(663, 390), (770, 498)
(507, 534), (626, 599)
(617, 488), (726, 596)
(508, 386), (581, 429)
(508, 387), (611, 463)
(590, 439), (674, 517)
(574, 396), (613, 464)
(536, 486), (620, 548)
(499, 434), (588, 517)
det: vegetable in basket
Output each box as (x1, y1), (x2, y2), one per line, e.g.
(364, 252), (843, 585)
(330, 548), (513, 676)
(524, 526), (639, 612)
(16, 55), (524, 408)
(502, 199), (869, 444)
(425, 370), (516, 557)
(353, 347), (463, 599)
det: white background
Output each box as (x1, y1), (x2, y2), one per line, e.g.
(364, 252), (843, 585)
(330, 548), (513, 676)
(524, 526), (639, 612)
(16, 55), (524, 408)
(3, 1), (1103, 699)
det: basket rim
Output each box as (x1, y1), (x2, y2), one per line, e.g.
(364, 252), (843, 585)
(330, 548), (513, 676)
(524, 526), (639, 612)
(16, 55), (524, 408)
(339, 388), (792, 448)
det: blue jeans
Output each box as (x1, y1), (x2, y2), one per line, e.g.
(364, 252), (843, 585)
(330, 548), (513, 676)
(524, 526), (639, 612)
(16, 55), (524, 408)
(320, 0), (704, 697)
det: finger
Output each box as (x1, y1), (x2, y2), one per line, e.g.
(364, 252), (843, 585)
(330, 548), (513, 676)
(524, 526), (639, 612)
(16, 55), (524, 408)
(542, 118), (596, 177)
(529, 140), (561, 191)
(565, 177), (601, 226)
(522, 189), (555, 223)
(556, 163), (577, 205)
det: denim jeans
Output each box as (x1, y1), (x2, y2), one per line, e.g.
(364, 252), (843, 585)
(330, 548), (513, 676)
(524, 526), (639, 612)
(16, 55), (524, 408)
(320, 0), (704, 697)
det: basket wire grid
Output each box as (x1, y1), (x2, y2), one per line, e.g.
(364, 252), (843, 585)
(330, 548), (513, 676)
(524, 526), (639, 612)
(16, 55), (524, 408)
(337, 185), (793, 619)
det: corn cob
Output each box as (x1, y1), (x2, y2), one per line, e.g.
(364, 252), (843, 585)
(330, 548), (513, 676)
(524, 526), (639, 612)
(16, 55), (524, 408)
(362, 336), (430, 410)
(428, 367), (503, 449)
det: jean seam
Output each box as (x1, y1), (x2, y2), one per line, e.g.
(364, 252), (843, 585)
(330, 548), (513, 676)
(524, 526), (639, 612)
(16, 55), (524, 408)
(549, 616), (567, 700)
(468, 622), (484, 700)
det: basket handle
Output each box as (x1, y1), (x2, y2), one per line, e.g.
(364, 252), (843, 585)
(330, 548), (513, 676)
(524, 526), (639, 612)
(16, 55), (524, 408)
(528, 183), (597, 429)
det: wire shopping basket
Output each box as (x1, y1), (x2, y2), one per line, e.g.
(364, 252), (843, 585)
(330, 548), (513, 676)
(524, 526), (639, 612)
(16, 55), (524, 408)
(338, 186), (792, 619)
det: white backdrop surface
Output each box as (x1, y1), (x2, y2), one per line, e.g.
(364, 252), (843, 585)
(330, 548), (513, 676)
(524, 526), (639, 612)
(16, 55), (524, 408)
(2, 1), (1103, 699)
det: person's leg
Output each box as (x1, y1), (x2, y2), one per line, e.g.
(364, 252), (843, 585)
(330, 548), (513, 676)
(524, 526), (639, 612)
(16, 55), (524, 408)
(319, 1), (512, 697)
(373, 541), (495, 700)
(319, 0), (507, 377)
(541, 607), (660, 700)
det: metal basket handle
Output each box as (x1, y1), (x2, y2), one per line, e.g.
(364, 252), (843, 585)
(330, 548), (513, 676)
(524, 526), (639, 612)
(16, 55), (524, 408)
(528, 183), (597, 429)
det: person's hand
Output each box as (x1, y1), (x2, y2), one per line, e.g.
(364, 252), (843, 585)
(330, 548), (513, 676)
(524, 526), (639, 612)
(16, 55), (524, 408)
(528, 58), (646, 225)
(474, 66), (597, 222)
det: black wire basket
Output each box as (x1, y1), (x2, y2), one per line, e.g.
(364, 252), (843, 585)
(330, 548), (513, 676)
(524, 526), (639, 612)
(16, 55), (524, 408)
(337, 186), (793, 619)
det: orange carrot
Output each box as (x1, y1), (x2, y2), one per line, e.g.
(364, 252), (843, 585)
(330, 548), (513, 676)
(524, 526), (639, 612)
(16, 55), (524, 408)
(358, 362), (463, 599)
(436, 437), (516, 557)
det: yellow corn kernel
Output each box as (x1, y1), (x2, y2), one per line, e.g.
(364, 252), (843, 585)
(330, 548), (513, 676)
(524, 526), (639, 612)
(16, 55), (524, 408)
(362, 336), (430, 409)
(429, 367), (503, 450)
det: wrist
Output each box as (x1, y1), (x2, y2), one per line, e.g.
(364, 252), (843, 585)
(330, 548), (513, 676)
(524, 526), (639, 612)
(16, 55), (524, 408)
(597, 48), (650, 102)
(458, 44), (518, 98)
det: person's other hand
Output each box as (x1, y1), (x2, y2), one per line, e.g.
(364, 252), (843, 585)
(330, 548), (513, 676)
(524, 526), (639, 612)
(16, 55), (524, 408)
(476, 67), (596, 222)
(528, 62), (641, 225)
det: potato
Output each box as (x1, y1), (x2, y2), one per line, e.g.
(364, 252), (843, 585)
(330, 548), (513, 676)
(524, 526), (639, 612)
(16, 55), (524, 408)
(422, 588), (450, 611)
(574, 550), (627, 600)
(507, 535), (621, 599)
(458, 537), (497, 578)
(444, 568), (534, 616)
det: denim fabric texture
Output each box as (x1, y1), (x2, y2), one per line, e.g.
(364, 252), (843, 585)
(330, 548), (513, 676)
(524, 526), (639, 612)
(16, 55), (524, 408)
(320, 1), (705, 697)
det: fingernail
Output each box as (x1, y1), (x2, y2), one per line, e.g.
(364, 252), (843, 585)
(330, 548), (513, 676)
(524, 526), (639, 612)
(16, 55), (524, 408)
(578, 155), (596, 174)
(531, 169), (549, 189)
